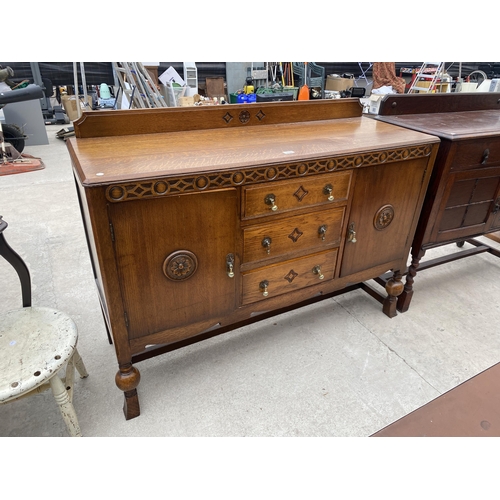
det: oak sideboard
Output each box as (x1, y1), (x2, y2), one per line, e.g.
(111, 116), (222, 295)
(375, 92), (500, 312)
(68, 99), (439, 420)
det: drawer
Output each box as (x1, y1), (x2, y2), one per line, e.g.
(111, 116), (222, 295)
(451, 137), (500, 171)
(242, 171), (352, 220)
(241, 249), (338, 305)
(242, 207), (345, 264)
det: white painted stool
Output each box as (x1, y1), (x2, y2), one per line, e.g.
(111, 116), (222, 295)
(0, 216), (88, 437)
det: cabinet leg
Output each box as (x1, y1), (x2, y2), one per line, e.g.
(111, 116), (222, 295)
(115, 363), (141, 420)
(397, 249), (425, 313)
(123, 389), (141, 420)
(383, 270), (404, 318)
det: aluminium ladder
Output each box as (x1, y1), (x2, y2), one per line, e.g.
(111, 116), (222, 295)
(408, 62), (446, 93)
(112, 62), (167, 109)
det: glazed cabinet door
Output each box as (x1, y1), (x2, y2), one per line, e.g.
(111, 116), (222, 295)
(107, 189), (238, 340)
(340, 158), (429, 277)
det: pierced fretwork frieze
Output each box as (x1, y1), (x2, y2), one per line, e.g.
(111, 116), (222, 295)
(105, 145), (433, 203)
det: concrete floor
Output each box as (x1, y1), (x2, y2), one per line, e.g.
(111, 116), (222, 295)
(1, 123), (500, 438)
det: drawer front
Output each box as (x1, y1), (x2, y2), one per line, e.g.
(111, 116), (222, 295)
(241, 249), (338, 305)
(242, 171), (352, 220)
(242, 207), (345, 264)
(451, 137), (500, 171)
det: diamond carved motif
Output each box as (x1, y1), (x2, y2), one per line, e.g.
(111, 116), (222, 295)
(223, 112), (233, 124)
(293, 185), (309, 201)
(284, 269), (299, 283)
(256, 110), (266, 121)
(288, 228), (303, 243)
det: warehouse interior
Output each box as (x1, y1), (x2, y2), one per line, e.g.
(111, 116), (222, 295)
(1, 53), (499, 497)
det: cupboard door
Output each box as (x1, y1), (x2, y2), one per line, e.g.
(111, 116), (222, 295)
(486, 190), (500, 231)
(432, 167), (500, 243)
(340, 159), (428, 277)
(108, 189), (237, 339)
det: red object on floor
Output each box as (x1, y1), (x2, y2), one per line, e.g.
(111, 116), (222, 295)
(0, 157), (45, 176)
(371, 363), (500, 437)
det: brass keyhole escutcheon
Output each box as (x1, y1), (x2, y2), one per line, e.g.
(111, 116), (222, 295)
(226, 253), (235, 278)
(261, 236), (272, 254)
(260, 280), (269, 297)
(318, 224), (328, 241)
(264, 193), (278, 211)
(323, 184), (334, 201)
(312, 265), (324, 280)
(348, 222), (357, 243)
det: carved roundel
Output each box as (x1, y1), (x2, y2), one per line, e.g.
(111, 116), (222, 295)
(163, 250), (198, 281)
(374, 204), (395, 230)
(239, 110), (251, 123)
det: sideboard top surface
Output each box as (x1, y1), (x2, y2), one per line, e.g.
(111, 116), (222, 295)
(68, 113), (438, 187)
(376, 109), (500, 142)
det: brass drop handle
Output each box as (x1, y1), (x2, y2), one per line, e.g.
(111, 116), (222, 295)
(318, 224), (328, 241)
(264, 193), (278, 211)
(312, 265), (324, 280)
(348, 222), (357, 243)
(226, 253), (235, 278)
(482, 149), (490, 165)
(261, 236), (272, 254)
(259, 280), (269, 297)
(323, 184), (334, 201)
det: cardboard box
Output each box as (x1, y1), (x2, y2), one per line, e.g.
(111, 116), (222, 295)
(413, 80), (449, 93)
(178, 96), (195, 107)
(368, 94), (384, 114)
(61, 95), (93, 122)
(325, 75), (354, 92)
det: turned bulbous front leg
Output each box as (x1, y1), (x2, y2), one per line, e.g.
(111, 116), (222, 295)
(397, 248), (426, 313)
(115, 363), (141, 420)
(383, 270), (404, 318)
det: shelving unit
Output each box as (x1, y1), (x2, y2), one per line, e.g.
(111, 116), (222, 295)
(183, 62), (198, 96)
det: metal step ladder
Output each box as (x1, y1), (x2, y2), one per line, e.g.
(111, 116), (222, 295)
(408, 62), (446, 93)
(112, 62), (167, 109)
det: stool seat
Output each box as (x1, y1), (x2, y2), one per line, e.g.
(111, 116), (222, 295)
(0, 307), (78, 403)
(0, 215), (89, 436)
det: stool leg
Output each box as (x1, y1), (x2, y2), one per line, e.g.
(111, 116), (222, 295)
(65, 356), (76, 402)
(73, 348), (89, 379)
(49, 375), (82, 437)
